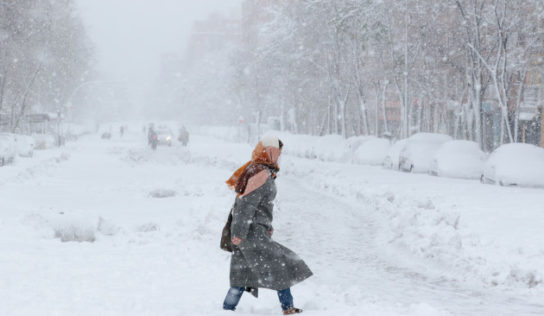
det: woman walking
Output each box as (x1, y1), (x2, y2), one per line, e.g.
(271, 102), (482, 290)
(222, 136), (313, 314)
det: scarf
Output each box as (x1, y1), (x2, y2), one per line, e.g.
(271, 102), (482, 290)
(226, 141), (280, 195)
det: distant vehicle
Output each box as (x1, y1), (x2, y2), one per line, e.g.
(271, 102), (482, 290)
(155, 127), (174, 146)
(101, 132), (112, 140)
(14, 134), (35, 157)
(31, 133), (56, 150)
(398, 133), (452, 173)
(430, 140), (486, 179)
(0, 133), (17, 166)
(481, 143), (544, 188)
(383, 139), (408, 170)
(178, 126), (189, 146)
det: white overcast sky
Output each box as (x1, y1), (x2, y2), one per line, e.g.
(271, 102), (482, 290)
(75, 0), (242, 91)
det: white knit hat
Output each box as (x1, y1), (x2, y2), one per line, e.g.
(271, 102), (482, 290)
(261, 135), (280, 148)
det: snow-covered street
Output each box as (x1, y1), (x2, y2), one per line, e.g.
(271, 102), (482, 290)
(1, 130), (543, 316)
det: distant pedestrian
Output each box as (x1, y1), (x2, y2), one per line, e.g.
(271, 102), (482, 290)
(222, 136), (312, 314)
(178, 125), (189, 146)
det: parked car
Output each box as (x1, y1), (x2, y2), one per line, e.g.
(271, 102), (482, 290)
(481, 143), (544, 188)
(156, 127), (174, 146)
(32, 133), (56, 150)
(14, 134), (35, 157)
(345, 136), (373, 153)
(430, 140), (486, 179)
(353, 137), (391, 165)
(383, 139), (408, 170)
(399, 133), (453, 173)
(0, 133), (17, 166)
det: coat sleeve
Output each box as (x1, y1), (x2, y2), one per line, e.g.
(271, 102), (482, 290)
(230, 176), (268, 240)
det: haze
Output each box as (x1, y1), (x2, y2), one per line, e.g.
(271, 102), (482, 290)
(75, 0), (242, 115)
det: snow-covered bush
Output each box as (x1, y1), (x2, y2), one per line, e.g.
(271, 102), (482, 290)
(136, 222), (160, 232)
(149, 189), (177, 198)
(53, 221), (96, 243)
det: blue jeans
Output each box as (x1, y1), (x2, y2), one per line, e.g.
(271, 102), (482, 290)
(223, 286), (294, 311)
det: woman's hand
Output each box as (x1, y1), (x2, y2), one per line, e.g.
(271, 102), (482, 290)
(232, 237), (242, 245)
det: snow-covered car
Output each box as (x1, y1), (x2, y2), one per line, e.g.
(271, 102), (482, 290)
(316, 134), (349, 162)
(0, 133), (17, 166)
(14, 134), (35, 157)
(383, 139), (408, 170)
(430, 140), (485, 179)
(353, 137), (391, 165)
(32, 133), (56, 150)
(398, 133), (453, 173)
(155, 127), (174, 146)
(481, 143), (544, 188)
(345, 136), (374, 153)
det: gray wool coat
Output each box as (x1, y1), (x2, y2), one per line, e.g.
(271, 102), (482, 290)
(230, 170), (313, 294)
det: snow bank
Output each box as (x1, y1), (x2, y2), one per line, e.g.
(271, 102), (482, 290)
(283, 158), (544, 291)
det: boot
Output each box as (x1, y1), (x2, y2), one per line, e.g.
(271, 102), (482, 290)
(283, 307), (303, 315)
